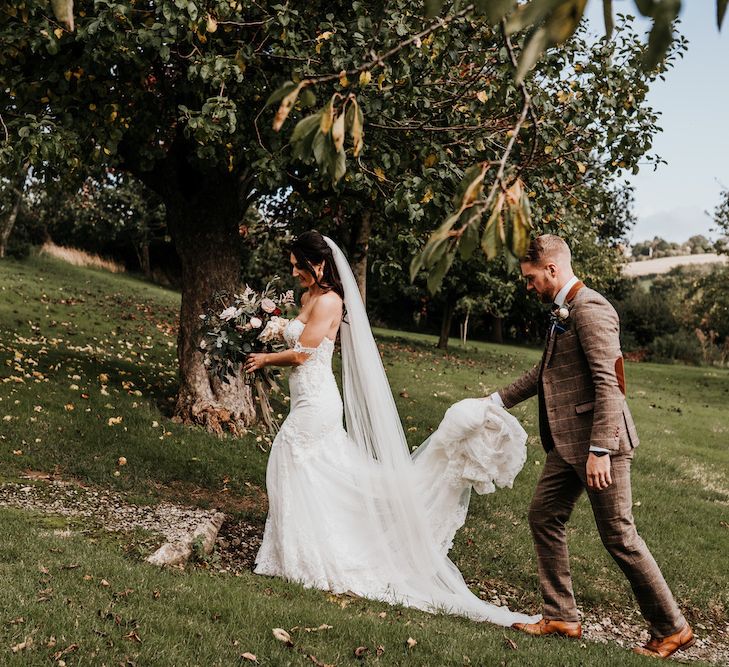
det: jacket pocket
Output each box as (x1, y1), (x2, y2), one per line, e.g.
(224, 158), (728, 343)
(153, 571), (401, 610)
(575, 401), (594, 415)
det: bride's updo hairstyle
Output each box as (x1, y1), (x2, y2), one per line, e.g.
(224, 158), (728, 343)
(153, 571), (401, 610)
(290, 230), (345, 300)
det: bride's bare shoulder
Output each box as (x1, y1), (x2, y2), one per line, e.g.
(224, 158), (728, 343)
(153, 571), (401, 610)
(311, 291), (343, 316)
(321, 290), (343, 308)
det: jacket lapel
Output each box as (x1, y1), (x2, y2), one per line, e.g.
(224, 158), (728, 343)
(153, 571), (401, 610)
(544, 281), (585, 369)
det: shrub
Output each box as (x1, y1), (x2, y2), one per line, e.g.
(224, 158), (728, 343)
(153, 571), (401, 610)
(616, 289), (680, 347)
(649, 331), (703, 365)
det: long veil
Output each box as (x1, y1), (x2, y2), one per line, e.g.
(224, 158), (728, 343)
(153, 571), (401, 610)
(324, 236), (538, 624)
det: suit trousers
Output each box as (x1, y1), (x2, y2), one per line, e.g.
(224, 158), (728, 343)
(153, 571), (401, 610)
(528, 448), (685, 638)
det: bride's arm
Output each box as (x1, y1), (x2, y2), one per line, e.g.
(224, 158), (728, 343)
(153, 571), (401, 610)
(244, 293), (342, 372)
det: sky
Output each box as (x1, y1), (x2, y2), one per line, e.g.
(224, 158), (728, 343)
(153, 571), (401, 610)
(583, 2), (729, 244)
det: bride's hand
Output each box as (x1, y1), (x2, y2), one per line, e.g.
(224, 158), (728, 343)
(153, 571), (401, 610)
(244, 353), (268, 373)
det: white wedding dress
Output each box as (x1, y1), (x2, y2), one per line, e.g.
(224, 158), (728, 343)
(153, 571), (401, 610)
(254, 315), (539, 626)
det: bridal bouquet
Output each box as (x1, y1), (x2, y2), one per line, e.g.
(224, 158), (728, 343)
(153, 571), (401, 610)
(199, 277), (295, 432)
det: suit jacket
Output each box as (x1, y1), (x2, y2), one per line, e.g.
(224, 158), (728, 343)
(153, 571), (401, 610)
(499, 284), (639, 464)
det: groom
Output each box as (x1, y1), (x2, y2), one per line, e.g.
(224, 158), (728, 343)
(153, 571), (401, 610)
(491, 235), (693, 659)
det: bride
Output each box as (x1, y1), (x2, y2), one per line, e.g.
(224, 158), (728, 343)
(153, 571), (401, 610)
(244, 230), (538, 626)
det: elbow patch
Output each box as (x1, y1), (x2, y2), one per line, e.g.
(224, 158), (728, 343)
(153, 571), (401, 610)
(615, 356), (626, 396)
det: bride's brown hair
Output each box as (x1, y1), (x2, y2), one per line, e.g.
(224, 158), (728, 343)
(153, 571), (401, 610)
(289, 230), (345, 300)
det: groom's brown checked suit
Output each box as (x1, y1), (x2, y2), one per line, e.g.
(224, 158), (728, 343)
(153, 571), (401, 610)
(498, 282), (685, 637)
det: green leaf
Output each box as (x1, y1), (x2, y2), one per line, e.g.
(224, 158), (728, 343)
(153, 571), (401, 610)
(474, 0), (515, 25)
(459, 213), (481, 260)
(409, 251), (425, 284)
(505, 0), (565, 35)
(633, 0), (655, 16)
(515, 25), (551, 83)
(633, 0), (681, 69)
(264, 81), (297, 109)
(515, 0), (587, 83)
(427, 247), (456, 294)
(481, 201), (504, 260)
(290, 113), (322, 162)
(290, 113), (321, 144)
(300, 88), (317, 108)
(509, 198), (532, 258)
(328, 145), (347, 183)
(425, 0), (445, 18)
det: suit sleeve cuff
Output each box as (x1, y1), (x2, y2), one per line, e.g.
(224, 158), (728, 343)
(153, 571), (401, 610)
(589, 446), (611, 454)
(490, 392), (505, 408)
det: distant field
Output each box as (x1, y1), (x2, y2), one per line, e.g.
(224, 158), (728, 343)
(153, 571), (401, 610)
(624, 253), (728, 277)
(1, 254), (727, 666)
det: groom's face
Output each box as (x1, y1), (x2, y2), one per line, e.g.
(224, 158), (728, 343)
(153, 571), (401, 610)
(520, 261), (559, 303)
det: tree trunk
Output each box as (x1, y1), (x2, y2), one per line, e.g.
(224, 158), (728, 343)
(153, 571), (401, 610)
(349, 210), (372, 305)
(135, 224), (152, 278)
(487, 313), (504, 344)
(461, 307), (470, 347)
(0, 170), (26, 259)
(139, 152), (256, 435)
(437, 299), (455, 350)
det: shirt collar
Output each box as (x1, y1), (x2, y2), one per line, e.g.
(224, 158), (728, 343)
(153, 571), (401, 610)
(554, 276), (579, 307)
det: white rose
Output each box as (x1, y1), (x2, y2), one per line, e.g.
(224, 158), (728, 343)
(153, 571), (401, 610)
(258, 316), (288, 343)
(249, 316), (263, 329)
(261, 297), (277, 313)
(219, 306), (241, 321)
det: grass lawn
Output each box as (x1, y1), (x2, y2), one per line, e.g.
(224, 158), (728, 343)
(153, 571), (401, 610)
(1, 254), (727, 665)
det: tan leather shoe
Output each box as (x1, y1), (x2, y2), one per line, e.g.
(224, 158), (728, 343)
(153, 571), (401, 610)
(632, 623), (695, 659)
(511, 619), (582, 639)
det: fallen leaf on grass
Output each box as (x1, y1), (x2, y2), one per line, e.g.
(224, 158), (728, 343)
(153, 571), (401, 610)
(272, 628), (293, 646)
(291, 624), (333, 633)
(7, 617), (24, 626)
(503, 635), (518, 650)
(240, 653), (257, 663)
(100, 579), (110, 587)
(11, 637), (33, 653)
(406, 637), (417, 649)
(53, 643), (79, 660)
(37, 586), (53, 601)
(376, 645), (385, 656)
(307, 654), (334, 667)
(123, 630), (142, 643)
(113, 588), (134, 599)
(108, 416), (123, 426)
(38, 564), (49, 574)
(354, 645), (368, 657)
(117, 456), (127, 466)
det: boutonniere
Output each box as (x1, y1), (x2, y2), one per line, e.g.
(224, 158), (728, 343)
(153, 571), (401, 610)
(550, 304), (572, 334)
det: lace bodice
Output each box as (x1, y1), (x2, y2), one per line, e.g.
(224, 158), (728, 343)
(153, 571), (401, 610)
(284, 318), (335, 364)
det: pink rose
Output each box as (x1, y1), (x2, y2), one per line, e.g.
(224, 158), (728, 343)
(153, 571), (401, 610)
(249, 316), (263, 329)
(261, 297), (276, 313)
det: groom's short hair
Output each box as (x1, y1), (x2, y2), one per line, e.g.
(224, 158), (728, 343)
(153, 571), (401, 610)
(523, 235), (571, 266)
